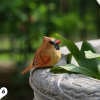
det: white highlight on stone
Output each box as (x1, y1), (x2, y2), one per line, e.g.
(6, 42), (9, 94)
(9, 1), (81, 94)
(0, 87), (8, 99)
(96, 0), (100, 5)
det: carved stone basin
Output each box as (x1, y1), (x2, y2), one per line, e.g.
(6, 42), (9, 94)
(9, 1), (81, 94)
(29, 39), (100, 100)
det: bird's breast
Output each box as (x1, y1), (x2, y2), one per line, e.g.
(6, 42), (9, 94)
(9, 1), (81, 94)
(49, 49), (61, 66)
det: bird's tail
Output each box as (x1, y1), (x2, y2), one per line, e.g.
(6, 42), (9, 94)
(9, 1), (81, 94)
(21, 64), (33, 75)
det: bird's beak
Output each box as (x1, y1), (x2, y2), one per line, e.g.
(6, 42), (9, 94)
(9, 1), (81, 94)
(54, 40), (61, 50)
(55, 40), (61, 44)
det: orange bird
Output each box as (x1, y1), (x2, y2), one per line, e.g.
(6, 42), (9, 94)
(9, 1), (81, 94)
(21, 36), (61, 74)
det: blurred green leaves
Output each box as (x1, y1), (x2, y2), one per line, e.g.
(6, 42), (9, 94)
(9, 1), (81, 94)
(52, 13), (82, 35)
(0, 0), (99, 38)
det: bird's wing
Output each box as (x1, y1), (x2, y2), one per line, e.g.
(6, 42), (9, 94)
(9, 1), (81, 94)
(33, 51), (51, 67)
(39, 51), (51, 67)
(40, 53), (51, 65)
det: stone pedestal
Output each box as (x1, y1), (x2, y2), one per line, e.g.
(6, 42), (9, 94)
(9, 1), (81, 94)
(29, 39), (100, 100)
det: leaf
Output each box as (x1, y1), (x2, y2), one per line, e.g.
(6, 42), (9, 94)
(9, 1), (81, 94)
(50, 67), (68, 74)
(85, 50), (100, 59)
(79, 41), (98, 73)
(52, 33), (98, 73)
(51, 64), (100, 79)
(81, 41), (96, 53)
(67, 53), (72, 64)
(51, 33), (82, 61)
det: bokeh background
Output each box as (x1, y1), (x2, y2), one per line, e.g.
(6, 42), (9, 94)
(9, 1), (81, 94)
(0, 0), (100, 100)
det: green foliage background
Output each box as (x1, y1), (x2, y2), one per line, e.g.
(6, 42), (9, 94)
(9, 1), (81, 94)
(0, 0), (100, 100)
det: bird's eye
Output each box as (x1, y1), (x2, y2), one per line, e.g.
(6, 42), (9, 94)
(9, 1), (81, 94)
(49, 41), (55, 45)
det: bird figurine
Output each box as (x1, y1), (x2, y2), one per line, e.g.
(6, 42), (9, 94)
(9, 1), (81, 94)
(21, 36), (61, 74)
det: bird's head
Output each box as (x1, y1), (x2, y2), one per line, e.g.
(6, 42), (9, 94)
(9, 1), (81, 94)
(43, 36), (61, 50)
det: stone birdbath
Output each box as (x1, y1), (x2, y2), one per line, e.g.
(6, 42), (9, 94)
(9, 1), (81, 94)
(29, 39), (100, 100)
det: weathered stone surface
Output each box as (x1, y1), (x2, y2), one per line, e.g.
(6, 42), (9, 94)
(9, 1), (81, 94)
(30, 69), (100, 100)
(29, 40), (100, 100)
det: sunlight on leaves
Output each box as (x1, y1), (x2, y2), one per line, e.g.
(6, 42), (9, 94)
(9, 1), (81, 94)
(85, 50), (100, 59)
